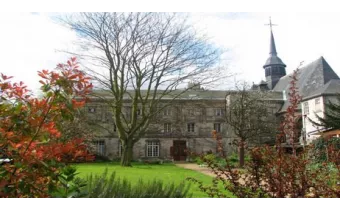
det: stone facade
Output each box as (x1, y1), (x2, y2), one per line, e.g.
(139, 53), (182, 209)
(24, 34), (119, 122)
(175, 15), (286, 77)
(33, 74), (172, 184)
(86, 93), (241, 161)
(86, 87), (287, 161)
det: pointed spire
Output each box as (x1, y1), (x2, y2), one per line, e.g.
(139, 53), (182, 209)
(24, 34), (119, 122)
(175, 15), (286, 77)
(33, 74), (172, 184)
(263, 17), (286, 68)
(270, 30), (277, 56)
(266, 17), (278, 56)
(263, 17), (286, 90)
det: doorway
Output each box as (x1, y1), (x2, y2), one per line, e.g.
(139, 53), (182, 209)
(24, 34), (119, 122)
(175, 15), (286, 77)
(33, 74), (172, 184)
(172, 140), (187, 161)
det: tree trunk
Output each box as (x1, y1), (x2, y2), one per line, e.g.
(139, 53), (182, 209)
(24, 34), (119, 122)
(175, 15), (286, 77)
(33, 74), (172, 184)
(239, 140), (245, 168)
(121, 143), (134, 167)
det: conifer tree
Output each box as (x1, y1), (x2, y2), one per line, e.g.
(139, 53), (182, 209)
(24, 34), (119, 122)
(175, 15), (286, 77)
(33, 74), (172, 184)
(310, 95), (340, 130)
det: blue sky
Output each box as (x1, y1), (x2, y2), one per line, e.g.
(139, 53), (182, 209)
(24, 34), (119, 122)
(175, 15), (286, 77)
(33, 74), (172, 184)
(1, 12), (340, 94)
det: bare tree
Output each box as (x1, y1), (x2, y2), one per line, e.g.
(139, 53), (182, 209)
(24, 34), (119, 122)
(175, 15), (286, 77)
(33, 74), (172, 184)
(225, 83), (277, 167)
(61, 13), (225, 166)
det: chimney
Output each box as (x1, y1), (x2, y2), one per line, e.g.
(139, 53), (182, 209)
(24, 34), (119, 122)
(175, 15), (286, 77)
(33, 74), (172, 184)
(187, 82), (201, 90)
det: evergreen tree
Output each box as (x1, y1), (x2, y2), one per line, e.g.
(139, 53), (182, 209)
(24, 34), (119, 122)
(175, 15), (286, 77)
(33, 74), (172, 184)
(310, 95), (340, 129)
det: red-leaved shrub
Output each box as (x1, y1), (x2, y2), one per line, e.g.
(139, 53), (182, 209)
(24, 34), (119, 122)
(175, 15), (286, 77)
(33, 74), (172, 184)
(0, 58), (94, 197)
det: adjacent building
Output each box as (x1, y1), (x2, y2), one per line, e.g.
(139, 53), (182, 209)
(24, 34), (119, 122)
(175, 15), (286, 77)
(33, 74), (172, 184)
(252, 20), (340, 144)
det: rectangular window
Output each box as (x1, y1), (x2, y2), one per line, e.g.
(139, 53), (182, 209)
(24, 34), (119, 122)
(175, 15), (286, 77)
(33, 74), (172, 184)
(215, 108), (223, 116)
(147, 141), (159, 157)
(164, 123), (172, 133)
(137, 108), (141, 115)
(187, 123), (195, 132)
(304, 102), (309, 115)
(315, 98), (321, 112)
(88, 107), (96, 113)
(163, 108), (171, 116)
(188, 109), (195, 116)
(214, 123), (221, 132)
(93, 140), (105, 156)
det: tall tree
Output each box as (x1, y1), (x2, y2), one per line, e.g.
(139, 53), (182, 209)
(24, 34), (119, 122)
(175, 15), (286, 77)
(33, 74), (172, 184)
(225, 83), (276, 167)
(62, 13), (224, 166)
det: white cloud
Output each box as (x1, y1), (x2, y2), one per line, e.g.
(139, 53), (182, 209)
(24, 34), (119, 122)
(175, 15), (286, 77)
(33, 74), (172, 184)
(190, 12), (340, 87)
(1, 12), (340, 93)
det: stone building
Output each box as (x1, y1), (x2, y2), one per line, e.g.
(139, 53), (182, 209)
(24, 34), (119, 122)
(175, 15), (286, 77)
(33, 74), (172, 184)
(86, 20), (340, 161)
(86, 88), (230, 161)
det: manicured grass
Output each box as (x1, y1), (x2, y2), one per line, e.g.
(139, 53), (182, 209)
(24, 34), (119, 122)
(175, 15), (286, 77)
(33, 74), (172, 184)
(74, 162), (234, 198)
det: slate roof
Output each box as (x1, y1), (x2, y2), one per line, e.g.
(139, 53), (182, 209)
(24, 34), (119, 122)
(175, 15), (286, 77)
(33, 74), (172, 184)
(90, 89), (228, 100)
(303, 79), (340, 101)
(273, 56), (339, 112)
(251, 80), (270, 91)
(264, 56), (286, 68)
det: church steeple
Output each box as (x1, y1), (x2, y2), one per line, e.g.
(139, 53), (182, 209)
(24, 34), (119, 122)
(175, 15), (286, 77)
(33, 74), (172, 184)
(269, 30), (277, 56)
(263, 17), (286, 89)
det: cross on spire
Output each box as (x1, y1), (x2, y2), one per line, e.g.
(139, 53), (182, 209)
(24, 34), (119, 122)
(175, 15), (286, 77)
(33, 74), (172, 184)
(265, 17), (278, 56)
(265, 16), (277, 31)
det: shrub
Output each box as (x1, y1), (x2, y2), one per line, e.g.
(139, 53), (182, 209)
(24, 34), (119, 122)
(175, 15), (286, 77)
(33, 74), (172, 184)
(93, 154), (111, 162)
(0, 58), (94, 197)
(75, 169), (192, 198)
(204, 154), (216, 162)
(216, 158), (227, 168)
(195, 157), (204, 165)
(188, 153), (199, 163)
(310, 137), (340, 163)
(228, 153), (239, 163)
(141, 158), (164, 165)
(220, 153), (251, 168)
(162, 159), (174, 164)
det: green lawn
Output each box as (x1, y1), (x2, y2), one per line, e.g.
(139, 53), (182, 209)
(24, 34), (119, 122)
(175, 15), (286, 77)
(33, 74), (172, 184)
(74, 162), (234, 198)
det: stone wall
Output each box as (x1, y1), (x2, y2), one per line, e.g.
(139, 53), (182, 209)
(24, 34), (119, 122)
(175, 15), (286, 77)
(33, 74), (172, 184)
(86, 93), (281, 161)
(100, 137), (225, 161)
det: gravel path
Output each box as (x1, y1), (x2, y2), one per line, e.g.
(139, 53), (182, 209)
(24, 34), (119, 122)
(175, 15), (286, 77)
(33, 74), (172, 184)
(175, 163), (217, 177)
(175, 163), (246, 185)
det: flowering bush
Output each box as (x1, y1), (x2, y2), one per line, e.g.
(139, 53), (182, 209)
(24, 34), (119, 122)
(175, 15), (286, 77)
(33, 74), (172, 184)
(0, 58), (94, 197)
